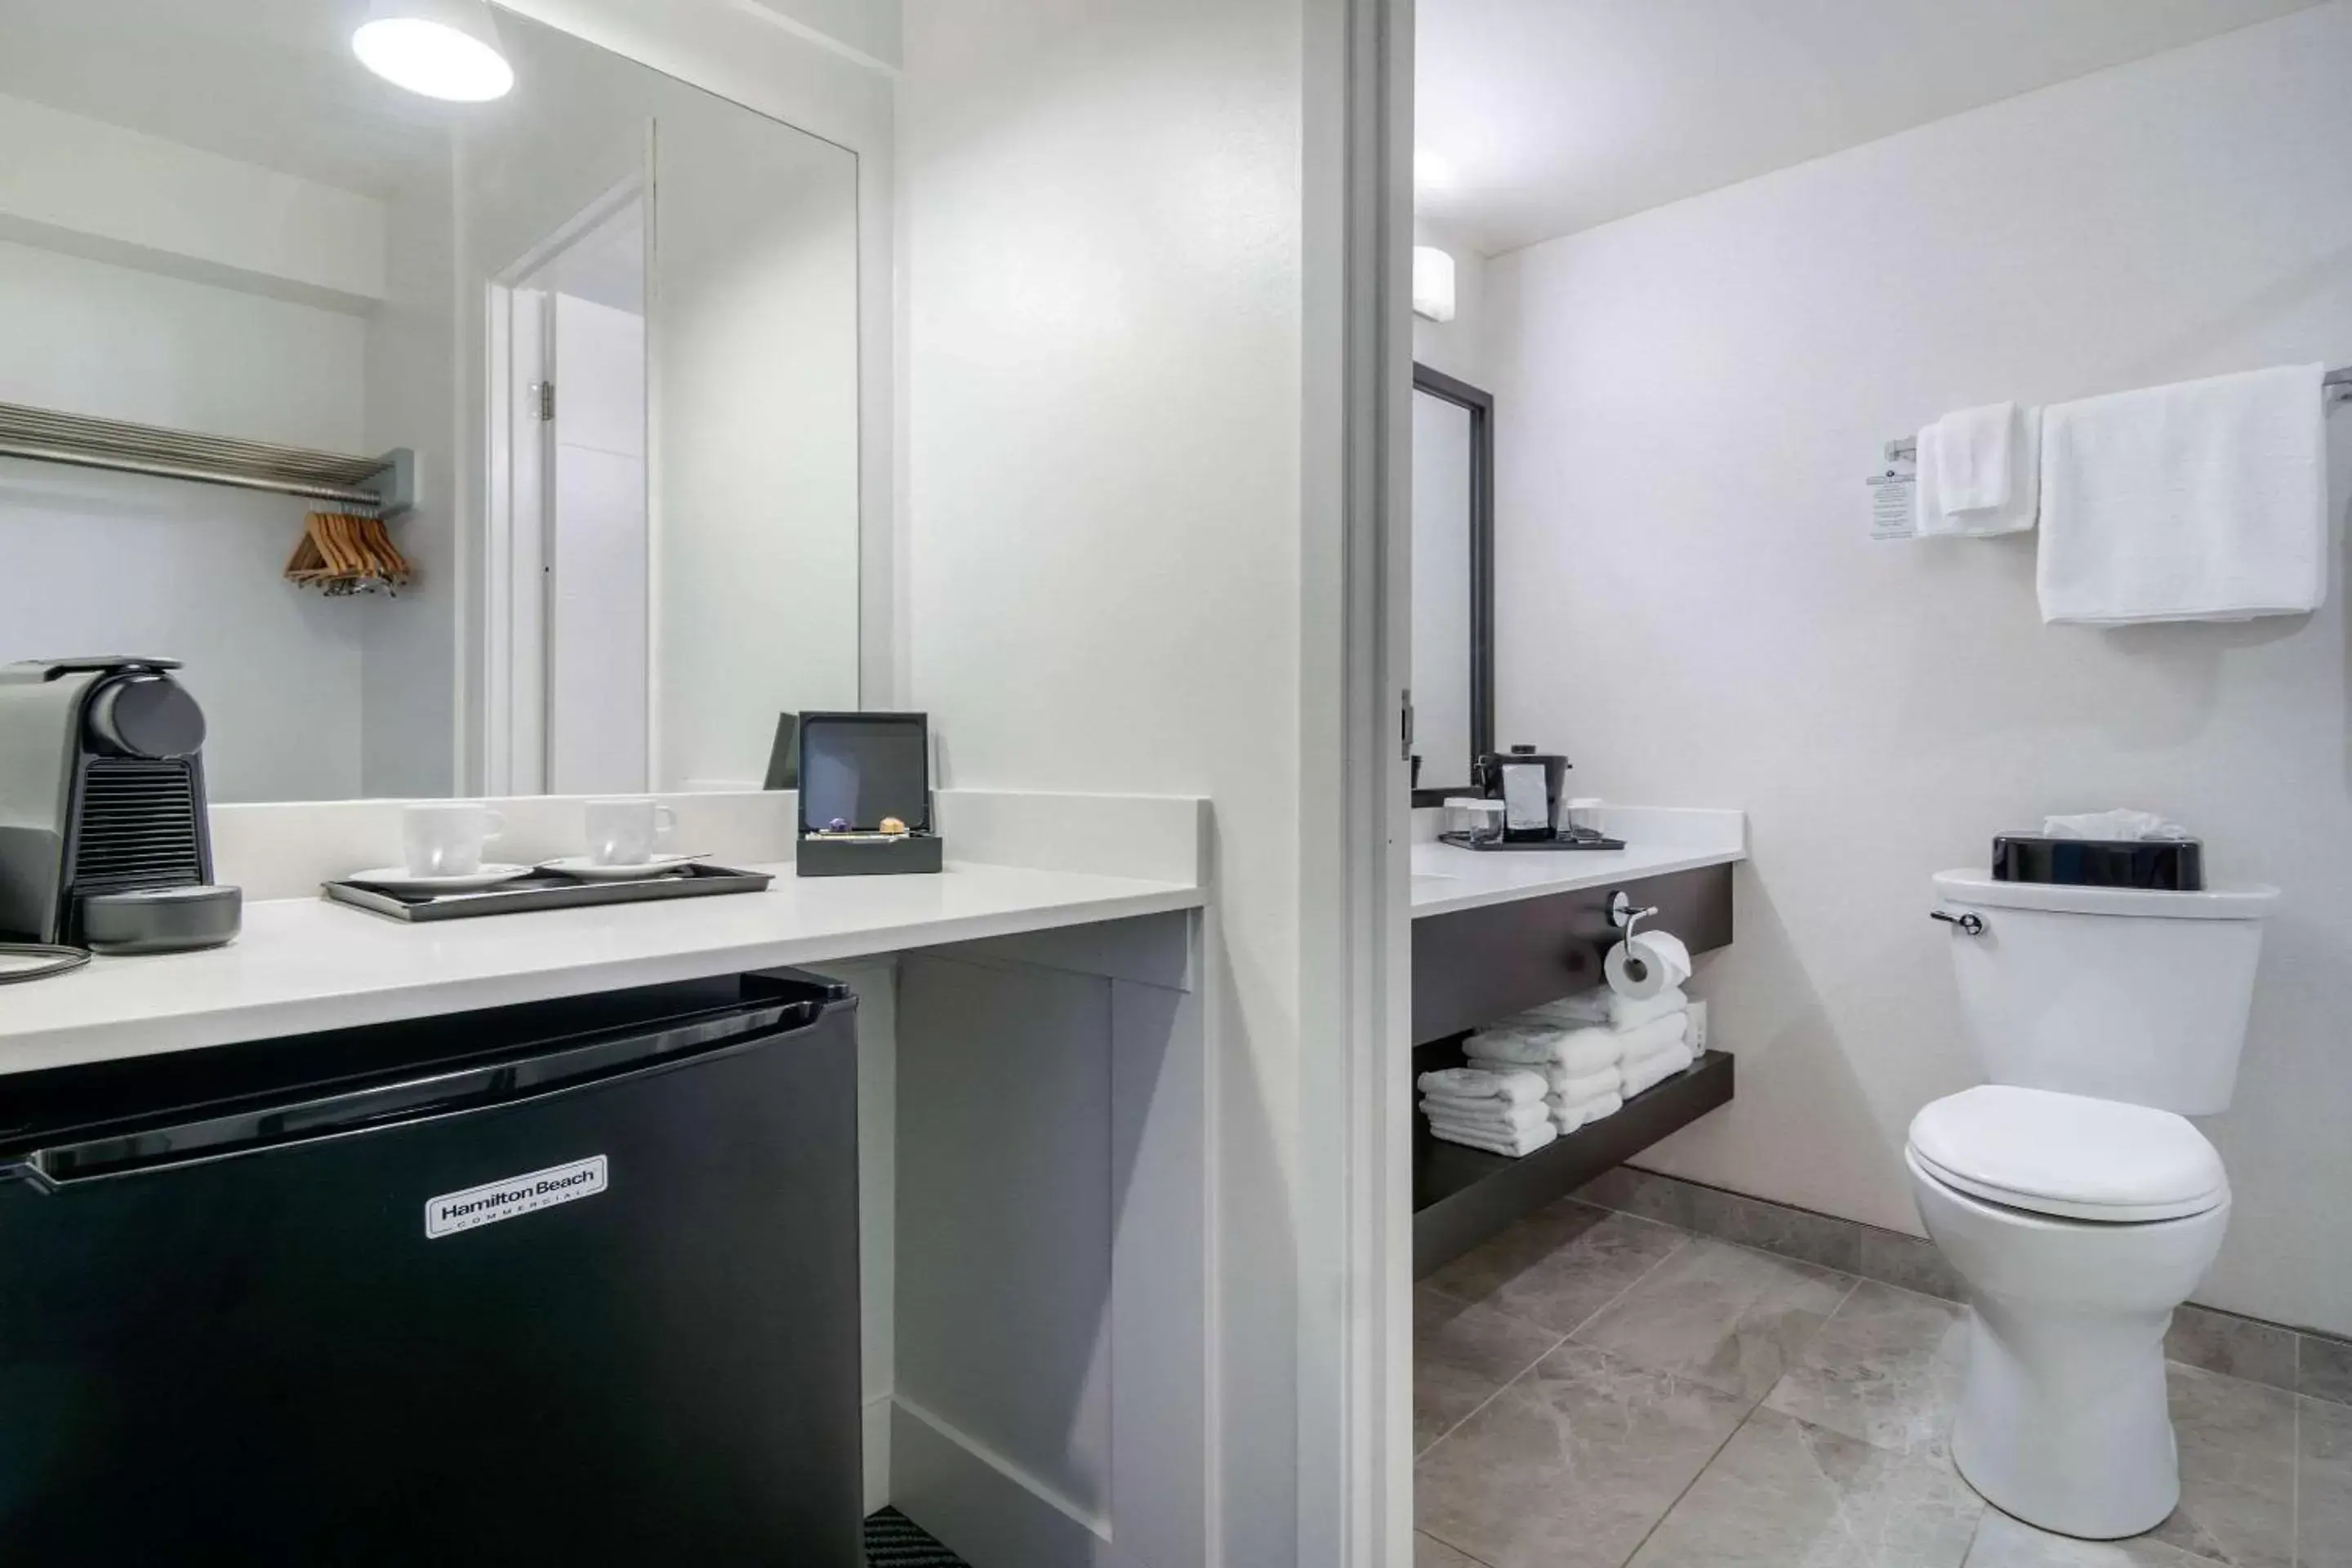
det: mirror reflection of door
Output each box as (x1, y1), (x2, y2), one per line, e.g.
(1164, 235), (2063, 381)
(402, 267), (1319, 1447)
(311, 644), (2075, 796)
(499, 186), (651, 796)
(1410, 364), (1494, 803)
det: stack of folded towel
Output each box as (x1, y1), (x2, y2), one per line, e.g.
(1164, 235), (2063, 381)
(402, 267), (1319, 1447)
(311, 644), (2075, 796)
(1416, 1066), (1556, 1157)
(1463, 983), (1699, 1134)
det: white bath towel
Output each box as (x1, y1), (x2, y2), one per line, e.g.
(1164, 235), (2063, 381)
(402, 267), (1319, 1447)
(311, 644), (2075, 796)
(2037, 364), (2327, 624)
(1419, 1095), (1549, 1133)
(1427, 1117), (1557, 1159)
(1621, 1041), (1697, 1101)
(1459, 1027), (1566, 1067)
(1530, 985), (1688, 1033)
(1914, 402), (2039, 537)
(1552, 1092), (1622, 1134)
(1544, 1064), (1622, 1104)
(1416, 1067), (1547, 1106)
(1527, 988), (1612, 1027)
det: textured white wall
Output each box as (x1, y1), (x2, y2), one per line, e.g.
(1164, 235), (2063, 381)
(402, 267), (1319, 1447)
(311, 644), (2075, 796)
(899, 0), (1313, 1557)
(0, 238), (369, 802)
(1485, 1), (2352, 1334)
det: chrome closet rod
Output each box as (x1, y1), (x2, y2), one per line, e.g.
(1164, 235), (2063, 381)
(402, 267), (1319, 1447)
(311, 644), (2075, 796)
(1884, 365), (2351, 465)
(0, 439), (386, 506)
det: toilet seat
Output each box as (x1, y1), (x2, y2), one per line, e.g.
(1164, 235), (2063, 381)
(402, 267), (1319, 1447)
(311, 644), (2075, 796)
(1907, 1085), (2226, 1223)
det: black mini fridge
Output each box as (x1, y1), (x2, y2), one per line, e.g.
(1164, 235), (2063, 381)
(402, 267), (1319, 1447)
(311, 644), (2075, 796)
(0, 970), (862, 1566)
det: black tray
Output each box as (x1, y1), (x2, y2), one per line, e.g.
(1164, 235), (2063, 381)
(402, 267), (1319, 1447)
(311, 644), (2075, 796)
(1438, 831), (1628, 853)
(323, 863), (774, 923)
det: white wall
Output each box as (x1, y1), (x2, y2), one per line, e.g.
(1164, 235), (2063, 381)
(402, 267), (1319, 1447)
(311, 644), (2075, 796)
(0, 90), (386, 309)
(0, 236), (371, 802)
(899, 1), (1330, 1559)
(361, 159), (461, 800)
(1484, 1), (2352, 1334)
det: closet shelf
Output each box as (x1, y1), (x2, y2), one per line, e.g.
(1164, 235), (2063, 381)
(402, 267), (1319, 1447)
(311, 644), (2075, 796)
(0, 401), (412, 514)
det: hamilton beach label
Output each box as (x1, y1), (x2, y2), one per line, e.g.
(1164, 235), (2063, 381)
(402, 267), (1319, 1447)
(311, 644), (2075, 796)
(425, 1156), (608, 1238)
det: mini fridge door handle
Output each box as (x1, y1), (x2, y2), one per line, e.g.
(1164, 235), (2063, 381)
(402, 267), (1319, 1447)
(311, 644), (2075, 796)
(16, 1000), (827, 1192)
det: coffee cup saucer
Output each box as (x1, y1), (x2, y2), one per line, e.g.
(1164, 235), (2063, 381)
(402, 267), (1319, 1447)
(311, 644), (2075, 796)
(537, 853), (706, 882)
(345, 863), (536, 893)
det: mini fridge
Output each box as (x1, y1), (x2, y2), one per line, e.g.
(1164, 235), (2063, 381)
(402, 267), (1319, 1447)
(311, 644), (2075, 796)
(0, 969), (862, 1566)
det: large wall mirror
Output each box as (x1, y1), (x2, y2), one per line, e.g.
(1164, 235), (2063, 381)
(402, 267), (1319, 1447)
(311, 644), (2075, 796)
(0, 0), (860, 803)
(1410, 363), (1493, 804)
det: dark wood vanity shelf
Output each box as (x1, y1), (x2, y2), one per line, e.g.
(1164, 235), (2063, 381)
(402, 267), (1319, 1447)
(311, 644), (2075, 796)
(1411, 861), (1737, 1276)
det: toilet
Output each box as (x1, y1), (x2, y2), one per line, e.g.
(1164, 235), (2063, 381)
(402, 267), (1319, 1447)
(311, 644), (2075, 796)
(1909, 869), (2278, 1541)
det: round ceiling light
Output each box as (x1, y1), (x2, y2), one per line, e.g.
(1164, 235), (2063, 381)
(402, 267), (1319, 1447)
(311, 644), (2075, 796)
(353, 0), (514, 102)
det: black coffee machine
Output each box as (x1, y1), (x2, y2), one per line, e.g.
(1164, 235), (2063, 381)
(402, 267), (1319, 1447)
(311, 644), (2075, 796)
(0, 657), (242, 956)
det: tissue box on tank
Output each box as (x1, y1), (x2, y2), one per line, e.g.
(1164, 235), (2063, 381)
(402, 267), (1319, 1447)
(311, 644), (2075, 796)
(1992, 835), (2203, 891)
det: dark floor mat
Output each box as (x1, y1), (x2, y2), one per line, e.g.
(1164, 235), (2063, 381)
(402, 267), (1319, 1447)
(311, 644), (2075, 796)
(865, 1507), (969, 1566)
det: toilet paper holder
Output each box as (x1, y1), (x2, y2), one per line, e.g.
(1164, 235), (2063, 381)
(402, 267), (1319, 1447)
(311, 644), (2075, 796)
(1609, 891), (1659, 938)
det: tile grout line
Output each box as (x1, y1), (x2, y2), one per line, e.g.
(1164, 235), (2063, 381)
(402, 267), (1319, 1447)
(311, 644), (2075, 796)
(1560, 1229), (1697, 1346)
(1414, 1320), (1570, 1463)
(1415, 1225), (1695, 1467)
(1607, 1272), (1869, 1568)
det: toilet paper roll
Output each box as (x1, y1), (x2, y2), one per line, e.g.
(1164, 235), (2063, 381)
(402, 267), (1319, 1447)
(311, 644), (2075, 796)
(1605, 930), (1694, 1001)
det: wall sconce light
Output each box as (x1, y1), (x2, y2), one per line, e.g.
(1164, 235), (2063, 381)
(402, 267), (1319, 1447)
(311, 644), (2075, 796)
(1413, 246), (1457, 323)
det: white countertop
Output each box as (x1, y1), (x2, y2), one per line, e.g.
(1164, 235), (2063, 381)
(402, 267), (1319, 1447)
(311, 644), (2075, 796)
(0, 862), (1203, 1076)
(1410, 807), (1747, 919)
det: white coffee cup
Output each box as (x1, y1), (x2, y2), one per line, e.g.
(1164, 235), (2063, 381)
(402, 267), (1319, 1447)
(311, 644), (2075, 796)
(403, 802), (506, 878)
(586, 798), (677, 866)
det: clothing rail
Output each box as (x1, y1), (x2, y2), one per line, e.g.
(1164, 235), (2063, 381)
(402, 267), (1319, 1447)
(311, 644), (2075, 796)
(0, 401), (412, 514)
(1885, 365), (2352, 465)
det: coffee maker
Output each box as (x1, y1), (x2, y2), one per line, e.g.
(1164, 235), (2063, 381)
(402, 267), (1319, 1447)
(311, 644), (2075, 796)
(0, 657), (242, 954)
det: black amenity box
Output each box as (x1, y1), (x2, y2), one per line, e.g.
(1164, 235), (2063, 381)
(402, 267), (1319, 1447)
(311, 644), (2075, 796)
(795, 711), (946, 878)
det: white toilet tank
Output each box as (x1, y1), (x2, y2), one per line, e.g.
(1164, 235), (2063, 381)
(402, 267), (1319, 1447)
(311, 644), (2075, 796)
(1931, 871), (2278, 1116)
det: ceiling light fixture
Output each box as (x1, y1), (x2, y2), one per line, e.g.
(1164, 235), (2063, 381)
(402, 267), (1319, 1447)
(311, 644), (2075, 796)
(353, 0), (515, 102)
(1413, 247), (1457, 323)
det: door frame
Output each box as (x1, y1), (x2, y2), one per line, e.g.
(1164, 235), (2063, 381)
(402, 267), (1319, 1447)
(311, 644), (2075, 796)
(480, 172), (648, 796)
(1298, 0), (1414, 1561)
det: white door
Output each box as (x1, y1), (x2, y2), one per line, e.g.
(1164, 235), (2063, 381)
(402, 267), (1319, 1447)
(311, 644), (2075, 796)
(545, 292), (648, 795)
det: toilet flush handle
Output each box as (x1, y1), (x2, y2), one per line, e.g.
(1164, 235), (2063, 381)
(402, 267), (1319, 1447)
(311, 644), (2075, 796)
(1930, 910), (1986, 937)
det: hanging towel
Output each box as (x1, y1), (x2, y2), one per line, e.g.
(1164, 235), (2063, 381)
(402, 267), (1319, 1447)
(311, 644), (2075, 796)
(1419, 1095), (1550, 1133)
(2037, 364), (2327, 624)
(1427, 1118), (1557, 1159)
(1913, 403), (2039, 537)
(1621, 1041), (1697, 1101)
(1416, 1067), (1547, 1106)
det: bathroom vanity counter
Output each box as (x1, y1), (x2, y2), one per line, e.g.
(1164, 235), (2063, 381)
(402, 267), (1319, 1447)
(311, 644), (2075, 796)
(1408, 808), (1746, 1275)
(1410, 806), (1746, 919)
(0, 859), (1204, 1074)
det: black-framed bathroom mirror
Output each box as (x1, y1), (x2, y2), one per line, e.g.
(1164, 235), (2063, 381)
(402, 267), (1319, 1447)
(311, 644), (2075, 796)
(1411, 363), (1494, 806)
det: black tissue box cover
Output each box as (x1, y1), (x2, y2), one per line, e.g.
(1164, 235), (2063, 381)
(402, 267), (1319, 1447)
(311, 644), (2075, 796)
(1993, 835), (2203, 891)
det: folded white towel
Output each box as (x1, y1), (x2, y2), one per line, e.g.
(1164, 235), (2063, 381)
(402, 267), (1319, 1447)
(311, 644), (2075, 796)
(1621, 1041), (1697, 1101)
(1608, 1012), (1689, 1065)
(1420, 1095), (1549, 1133)
(1610, 986), (1690, 1032)
(1428, 1118), (1558, 1158)
(1416, 1067), (1546, 1106)
(1553, 1092), (1623, 1134)
(1544, 1064), (1622, 1103)
(1459, 1028), (1565, 1067)
(1915, 403), (2039, 536)
(2038, 364), (2326, 625)
(1527, 988), (1613, 1027)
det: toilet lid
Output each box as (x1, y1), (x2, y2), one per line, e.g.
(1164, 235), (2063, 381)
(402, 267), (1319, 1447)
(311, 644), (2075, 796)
(1907, 1085), (2227, 1223)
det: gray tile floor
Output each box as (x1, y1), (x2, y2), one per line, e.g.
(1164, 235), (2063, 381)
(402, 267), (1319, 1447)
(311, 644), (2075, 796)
(1416, 1196), (2352, 1568)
